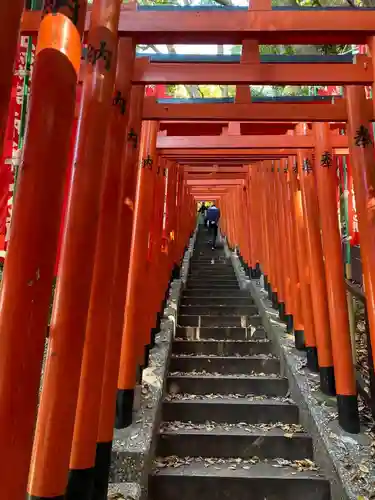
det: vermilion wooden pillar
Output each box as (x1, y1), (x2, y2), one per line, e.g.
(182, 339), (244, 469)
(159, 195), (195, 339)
(0, 1), (25, 157)
(295, 124), (335, 395)
(274, 160), (290, 322)
(270, 161), (285, 312)
(67, 38), (135, 500)
(242, 182), (253, 274)
(264, 161), (277, 302)
(157, 159), (172, 314)
(280, 159), (300, 336)
(143, 156), (166, 366)
(278, 158), (298, 332)
(0, 5), (86, 499)
(345, 85), (375, 384)
(165, 161), (178, 285)
(93, 85), (144, 500)
(313, 122), (359, 433)
(116, 120), (159, 429)
(28, 1), (122, 497)
(259, 163), (271, 291)
(245, 166), (256, 275)
(288, 155), (318, 371)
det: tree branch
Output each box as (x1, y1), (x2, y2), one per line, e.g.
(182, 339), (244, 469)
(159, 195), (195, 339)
(212, 0), (234, 6)
(138, 44), (162, 54)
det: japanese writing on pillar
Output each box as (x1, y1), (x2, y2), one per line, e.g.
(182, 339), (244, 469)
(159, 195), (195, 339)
(354, 125), (373, 148)
(128, 128), (138, 149)
(43, 0), (80, 26)
(292, 162), (298, 174)
(113, 91), (126, 115)
(303, 158), (313, 174)
(320, 151), (332, 168)
(351, 185), (359, 235)
(86, 41), (112, 71)
(142, 155), (153, 169)
(6, 35), (36, 246)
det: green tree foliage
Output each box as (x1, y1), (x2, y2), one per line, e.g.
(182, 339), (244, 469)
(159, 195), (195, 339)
(88, 0), (370, 98)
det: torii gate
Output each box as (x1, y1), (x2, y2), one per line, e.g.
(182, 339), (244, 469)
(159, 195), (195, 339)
(1, 2), (375, 500)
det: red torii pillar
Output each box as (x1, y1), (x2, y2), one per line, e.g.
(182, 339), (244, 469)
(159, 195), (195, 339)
(0, 2), (25, 157)
(313, 122), (359, 434)
(28, 0), (122, 496)
(67, 38), (135, 500)
(93, 85), (145, 500)
(0, 4), (86, 499)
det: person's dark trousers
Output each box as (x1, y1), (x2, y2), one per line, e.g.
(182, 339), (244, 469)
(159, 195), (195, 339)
(209, 222), (218, 248)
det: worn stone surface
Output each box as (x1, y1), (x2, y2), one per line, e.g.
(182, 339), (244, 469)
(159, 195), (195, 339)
(109, 230), (197, 496)
(227, 242), (375, 500)
(107, 482), (141, 499)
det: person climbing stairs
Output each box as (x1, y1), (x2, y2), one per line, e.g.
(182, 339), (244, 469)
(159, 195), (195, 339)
(148, 228), (331, 500)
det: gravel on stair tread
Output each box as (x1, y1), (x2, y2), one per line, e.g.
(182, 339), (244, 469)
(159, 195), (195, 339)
(168, 370), (282, 378)
(160, 421), (304, 434)
(163, 396), (295, 406)
(174, 337), (270, 343)
(152, 456), (321, 475)
(164, 392), (293, 403)
(171, 353), (277, 359)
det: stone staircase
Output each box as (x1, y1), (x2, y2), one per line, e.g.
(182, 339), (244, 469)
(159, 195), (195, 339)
(148, 228), (331, 500)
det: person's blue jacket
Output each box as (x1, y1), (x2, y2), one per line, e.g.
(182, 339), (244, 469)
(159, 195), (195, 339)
(206, 205), (220, 223)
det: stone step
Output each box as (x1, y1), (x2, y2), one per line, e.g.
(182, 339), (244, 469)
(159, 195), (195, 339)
(179, 305), (258, 316)
(189, 264), (236, 278)
(189, 265), (234, 273)
(190, 257), (231, 262)
(181, 296), (254, 306)
(169, 355), (280, 375)
(166, 374), (289, 397)
(176, 326), (264, 341)
(183, 289), (250, 298)
(172, 339), (272, 356)
(178, 315), (262, 328)
(186, 280), (239, 289)
(149, 460), (330, 500)
(188, 273), (237, 280)
(189, 265), (235, 272)
(162, 398), (299, 424)
(157, 426), (313, 460)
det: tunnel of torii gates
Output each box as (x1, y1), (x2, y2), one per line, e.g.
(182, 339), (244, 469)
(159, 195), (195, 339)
(2, 0), (375, 499)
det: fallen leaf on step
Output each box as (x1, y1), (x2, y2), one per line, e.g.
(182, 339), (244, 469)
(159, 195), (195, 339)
(359, 464), (370, 474)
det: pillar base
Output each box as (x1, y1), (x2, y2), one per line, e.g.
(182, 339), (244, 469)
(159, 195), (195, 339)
(253, 263), (261, 279)
(143, 344), (151, 369)
(27, 495), (64, 499)
(263, 274), (268, 289)
(172, 263), (181, 280)
(285, 314), (293, 334)
(115, 389), (134, 429)
(271, 291), (278, 310)
(136, 364), (142, 385)
(306, 346), (319, 373)
(294, 330), (305, 350)
(337, 394), (360, 434)
(66, 468), (94, 500)
(92, 441), (112, 500)
(319, 366), (336, 396)
(150, 329), (156, 349)
(278, 302), (286, 322)
(267, 283), (272, 301)
(251, 268), (260, 279)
